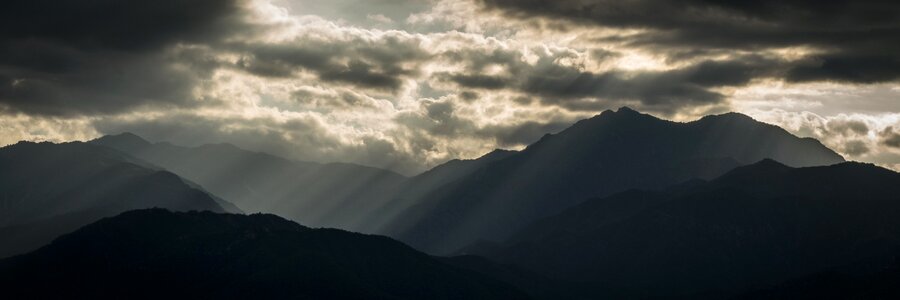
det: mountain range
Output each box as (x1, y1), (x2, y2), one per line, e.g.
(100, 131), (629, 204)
(466, 159), (900, 298)
(0, 141), (236, 257)
(90, 133), (406, 232)
(5, 107), (900, 299)
(92, 108), (845, 255)
(382, 107), (844, 253)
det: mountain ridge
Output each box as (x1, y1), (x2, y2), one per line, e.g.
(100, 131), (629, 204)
(91, 133), (407, 232)
(383, 107), (845, 254)
(471, 160), (900, 297)
(0, 141), (234, 258)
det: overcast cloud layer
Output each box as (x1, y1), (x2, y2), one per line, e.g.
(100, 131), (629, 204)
(2, 0), (899, 173)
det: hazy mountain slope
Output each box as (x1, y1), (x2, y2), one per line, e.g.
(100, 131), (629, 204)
(475, 160), (900, 297)
(0, 141), (228, 257)
(365, 149), (518, 231)
(385, 107), (845, 254)
(91, 133), (407, 232)
(0, 209), (529, 300)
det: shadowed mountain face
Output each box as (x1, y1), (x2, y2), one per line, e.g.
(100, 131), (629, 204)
(91, 133), (407, 232)
(366, 149), (520, 231)
(0, 141), (231, 258)
(384, 107), (845, 254)
(0, 209), (529, 300)
(737, 256), (900, 300)
(469, 160), (900, 298)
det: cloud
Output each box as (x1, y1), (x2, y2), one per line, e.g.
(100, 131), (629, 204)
(478, 0), (900, 84)
(0, 112), (98, 146)
(435, 45), (777, 113)
(0, 0), (245, 51)
(479, 121), (571, 146)
(786, 55), (900, 84)
(393, 93), (584, 158)
(291, 86), (388, 110)
(271, 0), (434, 29)
(0, 0), (250, 116)
(0, 48), (216, 116)
(1, 0), (898, 175)
(842, 140), (870, 156)
(231, 32), (430, 91)
(748, 109), (900, 170)
(827, 119), (869, 136)
(881, 127), (900, 149)
(91, 108), (428, 174)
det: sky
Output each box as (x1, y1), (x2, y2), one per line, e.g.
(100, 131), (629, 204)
(1, 0), (899, 174)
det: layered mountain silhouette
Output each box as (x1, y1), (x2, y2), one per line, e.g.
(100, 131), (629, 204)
(87, 108), (843, 255)
(0, 141), (235, 257)
(467, 160), (900, 298)
(4, 106), (893, 299)
(0, 209), (528, 299)
(383, 107), (845, 253)
(91, 133), (406, 232)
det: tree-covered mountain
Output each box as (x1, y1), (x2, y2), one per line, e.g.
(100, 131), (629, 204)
(468, 160), (900, 298)
(91, 133), (407, 232)
(0, 141), (234, 258)
(0, 209), (529, 300)
(383, 107), (845, 254)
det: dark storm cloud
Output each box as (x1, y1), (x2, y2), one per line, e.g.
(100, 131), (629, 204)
(524, 57), (781, 111)
(0, 0), (244, 50)
(395, 100), (478, 138)
(841, 140), (871, 156)
(0, 0), (245, 116)
(396, 97), (575, 148)
(0, 51), (204, 116)
(827, 119), (870, 136)
(786, 55), (900, 84)
(233, 35), (430, 91)
(441, 74), (513, 90)
(478, 0), (900, 84)
(441, 46), (780, 112)
(881, 127), (900, 149)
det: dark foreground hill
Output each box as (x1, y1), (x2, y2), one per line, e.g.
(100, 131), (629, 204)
(470, 160), (900, 298)
(0, 209), (529, 300)
(385, 107), (845, 254)
(737, 255), (900, 300)
(0, 141), (233, 257)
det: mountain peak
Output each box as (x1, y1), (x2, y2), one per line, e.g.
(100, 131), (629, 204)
(715, 158), (792, 183)
(585, 106), (658, 126)
(594, 106), (644, 119)
(479, 149), (516, 161)
(91, 132), (152, 152)
(105, 132), (149, 143)
(750, 158), (791, 169)
(616, 106), (639, 114)
(699, 111), (757, 123)
(732, 158), (792, 173)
